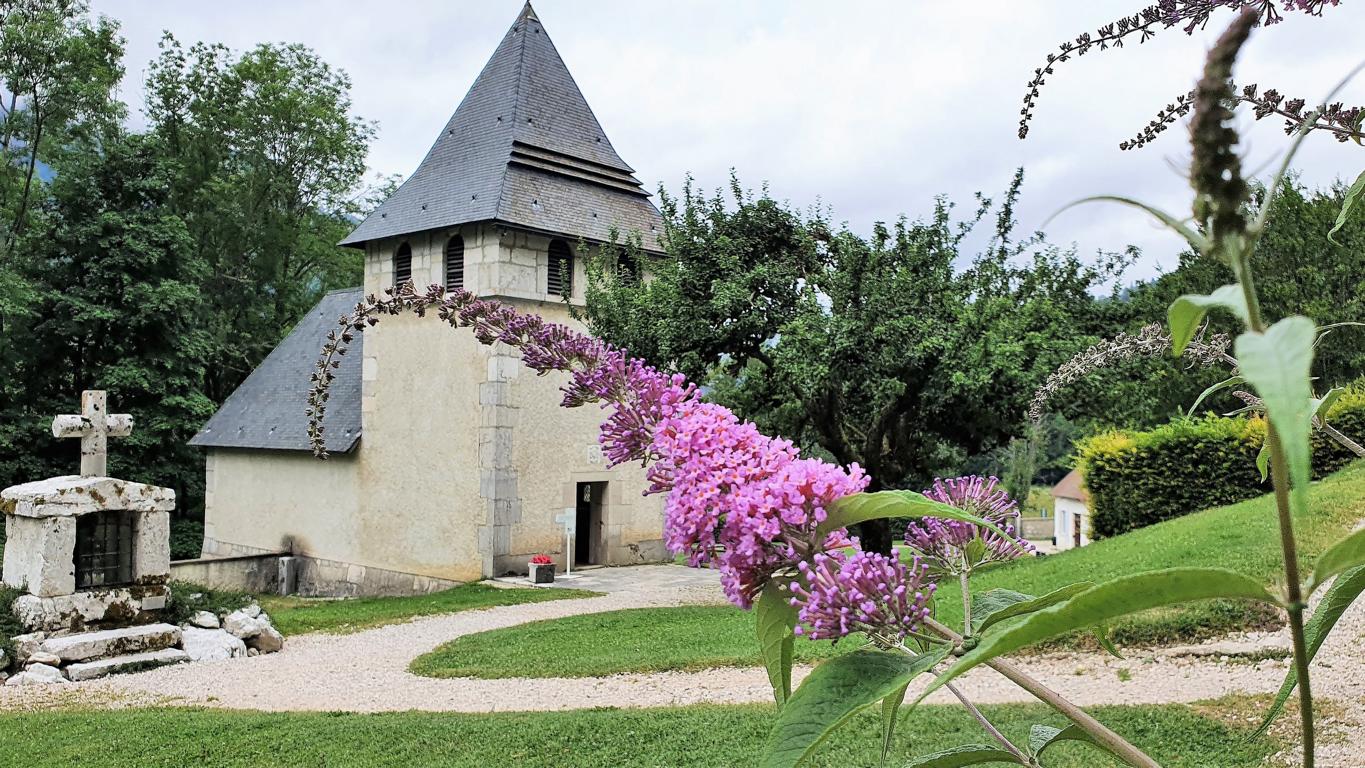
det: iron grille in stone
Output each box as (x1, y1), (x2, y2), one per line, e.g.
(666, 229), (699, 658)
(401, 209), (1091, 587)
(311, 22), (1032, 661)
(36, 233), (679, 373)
(75, 510), (135, 588)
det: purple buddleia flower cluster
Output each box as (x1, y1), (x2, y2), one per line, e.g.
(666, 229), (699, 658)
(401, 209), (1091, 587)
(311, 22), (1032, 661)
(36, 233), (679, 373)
(903, 476), (1033, 574)
(789, 550), (936, 645)
(654, 400), (869, 607)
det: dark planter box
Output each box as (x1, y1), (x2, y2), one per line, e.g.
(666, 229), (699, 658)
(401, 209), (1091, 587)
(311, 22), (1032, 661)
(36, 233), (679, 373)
(529, 563), (555, 584)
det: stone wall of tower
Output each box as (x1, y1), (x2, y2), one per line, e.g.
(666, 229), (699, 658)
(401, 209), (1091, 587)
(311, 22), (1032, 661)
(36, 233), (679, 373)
(349, 224), (665, 581)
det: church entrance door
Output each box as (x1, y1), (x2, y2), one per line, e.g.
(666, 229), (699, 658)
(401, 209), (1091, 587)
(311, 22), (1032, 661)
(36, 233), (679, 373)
(575, 482), (605, 565)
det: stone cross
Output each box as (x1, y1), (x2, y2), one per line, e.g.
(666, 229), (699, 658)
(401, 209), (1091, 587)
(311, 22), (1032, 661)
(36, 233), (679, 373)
(51, 390), (133, 477)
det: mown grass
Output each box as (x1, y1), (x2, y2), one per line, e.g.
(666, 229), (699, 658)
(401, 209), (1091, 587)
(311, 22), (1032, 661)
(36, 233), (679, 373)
(259, 583), (600, 635)
(411, 603), (853, 679)
(418, 461), (1365, 678)
(0, 701), (1276, 768)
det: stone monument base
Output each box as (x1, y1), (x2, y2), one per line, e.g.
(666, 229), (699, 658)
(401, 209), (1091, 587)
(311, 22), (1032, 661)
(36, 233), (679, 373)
(13, 583), (171, 634)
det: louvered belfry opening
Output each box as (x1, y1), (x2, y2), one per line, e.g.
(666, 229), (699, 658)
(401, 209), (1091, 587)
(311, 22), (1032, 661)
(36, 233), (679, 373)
(445, 235), (465, 290)
(75, 510), (135, 589)
(548, 239), (573, 296)
(393, 242), (412, 286)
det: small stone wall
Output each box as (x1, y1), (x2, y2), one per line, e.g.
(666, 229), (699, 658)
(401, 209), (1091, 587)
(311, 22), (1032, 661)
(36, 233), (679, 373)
(1019, 516), (1054, 540)
(170, 552), (288, 594)
(192, 537), (461, 597)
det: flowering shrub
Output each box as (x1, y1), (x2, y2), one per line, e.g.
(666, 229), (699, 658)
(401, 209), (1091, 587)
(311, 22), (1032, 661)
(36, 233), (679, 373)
(529, 554), (553, 565)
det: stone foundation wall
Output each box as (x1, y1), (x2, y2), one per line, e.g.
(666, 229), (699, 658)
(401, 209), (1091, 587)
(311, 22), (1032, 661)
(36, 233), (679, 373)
(292, 554), (461, 597)
(192, 538), (460, 597)
(170, 551), (287, 594)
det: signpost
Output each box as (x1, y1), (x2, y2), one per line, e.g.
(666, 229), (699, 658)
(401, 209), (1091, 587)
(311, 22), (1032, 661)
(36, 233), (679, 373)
(554, 509), (576, 576)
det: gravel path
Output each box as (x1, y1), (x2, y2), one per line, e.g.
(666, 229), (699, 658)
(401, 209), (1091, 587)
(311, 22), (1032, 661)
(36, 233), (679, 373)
(2, 562), (1362, 761)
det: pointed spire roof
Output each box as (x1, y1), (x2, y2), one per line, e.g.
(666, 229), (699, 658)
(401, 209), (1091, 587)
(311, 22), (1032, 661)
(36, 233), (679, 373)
(342, 3), (662, 250)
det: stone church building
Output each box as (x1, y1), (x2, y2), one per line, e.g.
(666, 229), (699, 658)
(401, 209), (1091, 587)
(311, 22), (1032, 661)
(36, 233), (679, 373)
(189, 3), (669, 595)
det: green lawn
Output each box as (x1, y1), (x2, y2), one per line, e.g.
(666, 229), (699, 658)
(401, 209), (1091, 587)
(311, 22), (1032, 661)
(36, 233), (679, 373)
(418, 461), (1365, 678)
(934, 459), (1365, 646)
(0, 701), (1276, 768)
(258, 583), (599, 635)
(411, 604), (853, 679)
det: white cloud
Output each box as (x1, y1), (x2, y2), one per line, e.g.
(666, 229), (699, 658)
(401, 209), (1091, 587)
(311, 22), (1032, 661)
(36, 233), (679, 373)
(93, 0), (1364, 283)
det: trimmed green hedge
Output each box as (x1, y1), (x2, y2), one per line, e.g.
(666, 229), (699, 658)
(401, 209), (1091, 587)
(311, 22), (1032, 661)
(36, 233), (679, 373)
(1079, 385), (1365, 538)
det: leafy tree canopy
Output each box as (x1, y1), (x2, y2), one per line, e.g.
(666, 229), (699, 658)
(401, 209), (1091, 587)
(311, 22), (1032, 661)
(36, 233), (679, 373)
(581, 171), (1131, 550)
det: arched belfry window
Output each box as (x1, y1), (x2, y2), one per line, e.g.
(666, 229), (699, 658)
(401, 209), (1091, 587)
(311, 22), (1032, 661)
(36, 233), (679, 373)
(393, 242), (412, 287)
(547, 239), (573, 297)
(445, 235), (465, 290)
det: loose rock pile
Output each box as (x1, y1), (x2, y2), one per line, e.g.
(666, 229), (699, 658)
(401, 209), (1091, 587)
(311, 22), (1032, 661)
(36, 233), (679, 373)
(2, 599), (285, 686)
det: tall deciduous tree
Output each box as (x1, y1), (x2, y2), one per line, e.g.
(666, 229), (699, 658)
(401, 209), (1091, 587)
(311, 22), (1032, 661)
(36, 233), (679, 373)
(145, 34), (374, 400)
(0, 132), (212, 507)
(582, 173), (1127, 552)
(0, 0), (123, 251)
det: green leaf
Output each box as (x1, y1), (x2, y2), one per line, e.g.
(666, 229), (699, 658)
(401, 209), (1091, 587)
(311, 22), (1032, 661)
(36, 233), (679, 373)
(1048, 195), (1209, 254)
(1094, 623), (1124, 659)
(1305, 527), (1365, 594)
(1256, 442), (1271, 483)
(970, 584), (1094, 635)
(1327, 169), (1365, 245)
(881, 684), (909, 765)
(1312, 387), (1345, 425)
(1235, 316), (1317, 517)
(821, 491), (1009, 543)
(1029, 724), (1104, 758)
(1187, 374), (1244, 416)
(757, 580), (798, 707)
(913, 568), (1280, 707)
(1168, 285), (1250, 355)
(900, 745), (1021, 767)
(763, 646), (951, 768)
(1255, 565), (1365, 736)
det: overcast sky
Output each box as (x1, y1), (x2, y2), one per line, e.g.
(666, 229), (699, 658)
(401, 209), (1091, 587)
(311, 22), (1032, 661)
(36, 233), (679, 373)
(92, 0), (1363, 285)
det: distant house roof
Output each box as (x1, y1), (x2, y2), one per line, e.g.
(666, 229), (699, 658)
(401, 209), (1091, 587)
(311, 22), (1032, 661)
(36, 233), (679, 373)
(341, 2), (663, 251)
(1051, 468), (1089, 503)
(190, 288), (362, 454)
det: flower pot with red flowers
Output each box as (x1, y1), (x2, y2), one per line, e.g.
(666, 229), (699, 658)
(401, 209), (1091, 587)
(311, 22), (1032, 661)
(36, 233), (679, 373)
(528, 554), (555, 584)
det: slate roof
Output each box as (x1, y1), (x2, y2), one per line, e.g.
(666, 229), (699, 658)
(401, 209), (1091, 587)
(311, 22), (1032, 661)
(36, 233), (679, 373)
(341, 2), (663, 251)
(189, 288), (363, 454)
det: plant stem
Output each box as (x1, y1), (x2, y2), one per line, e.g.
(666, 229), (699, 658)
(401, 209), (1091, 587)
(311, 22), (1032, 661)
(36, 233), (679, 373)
(1265, 423), (1315, 767)
(1234, 248), (1314, 768)
(923, 616), (1160, 768)
(945, 681), (1030, 764)
(961, 570), (973, 636)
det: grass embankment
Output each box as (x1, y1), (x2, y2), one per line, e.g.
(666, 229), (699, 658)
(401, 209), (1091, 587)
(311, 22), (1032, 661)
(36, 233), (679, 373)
(258, 583), (599, 635)
(418, 461), (1365, 678)
(937, 459), (1365, 646)
(0, 701), (1276, 768)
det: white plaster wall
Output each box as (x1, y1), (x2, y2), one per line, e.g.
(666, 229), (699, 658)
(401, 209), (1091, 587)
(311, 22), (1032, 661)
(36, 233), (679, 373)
(202, 450), (360, 561)
(1053, 497), (1090, 550)
(356, 309), (487, 583)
